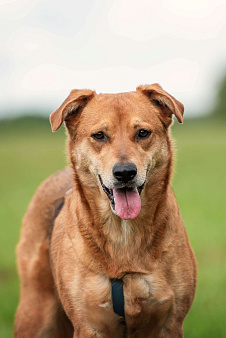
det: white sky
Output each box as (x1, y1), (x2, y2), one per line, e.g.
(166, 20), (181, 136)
(1, 0), (226, 118)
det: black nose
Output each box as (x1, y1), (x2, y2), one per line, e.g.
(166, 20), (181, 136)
(113, 163), (137, 183)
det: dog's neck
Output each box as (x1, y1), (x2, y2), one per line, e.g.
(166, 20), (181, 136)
(67, 159), (176, 278)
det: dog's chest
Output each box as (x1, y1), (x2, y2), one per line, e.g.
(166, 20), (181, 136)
(77, 271), (174, 334)
(123, 273), (174, 324)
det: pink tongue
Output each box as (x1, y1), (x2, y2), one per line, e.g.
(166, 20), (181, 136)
(112, 188), (141, 220)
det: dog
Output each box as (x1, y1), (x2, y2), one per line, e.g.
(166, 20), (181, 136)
(14, 84), (197, 337)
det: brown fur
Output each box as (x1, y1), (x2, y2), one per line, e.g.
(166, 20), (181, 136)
(15, 84), (197, 337)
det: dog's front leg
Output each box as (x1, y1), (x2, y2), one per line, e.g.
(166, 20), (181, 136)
(14, 238), (58, 338)
(51, 224), (125, 338)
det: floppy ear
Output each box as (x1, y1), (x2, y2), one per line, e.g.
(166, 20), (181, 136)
(50, 89), (95, 132)
(137, 84), (184, 125)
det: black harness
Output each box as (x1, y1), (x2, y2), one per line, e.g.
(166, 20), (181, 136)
(50, 199), (126, 324)
(111, 278), (126, 324)
(49, 198), (65, 242)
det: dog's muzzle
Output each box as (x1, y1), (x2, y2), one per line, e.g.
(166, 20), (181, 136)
(99, 163), (145, 220)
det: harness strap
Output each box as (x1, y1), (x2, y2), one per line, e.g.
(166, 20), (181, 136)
(111, 278), (125, 325)
(49, 198), (65, 243)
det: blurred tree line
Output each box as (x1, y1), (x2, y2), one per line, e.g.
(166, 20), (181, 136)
(213, 72), (226, 119)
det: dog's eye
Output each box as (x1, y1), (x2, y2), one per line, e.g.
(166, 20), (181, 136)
(92, 131), (107, 142)
(137, 129), (151, 140)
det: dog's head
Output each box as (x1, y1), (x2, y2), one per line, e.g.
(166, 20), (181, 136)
(50, 84), (183, 220)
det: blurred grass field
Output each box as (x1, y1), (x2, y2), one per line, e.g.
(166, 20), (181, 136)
(0, 116), (225, 337)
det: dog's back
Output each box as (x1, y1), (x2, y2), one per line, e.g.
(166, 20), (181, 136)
(15, 167), (73, 337)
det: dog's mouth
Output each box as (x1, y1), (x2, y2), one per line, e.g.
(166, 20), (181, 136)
(99, 176), (145, 220)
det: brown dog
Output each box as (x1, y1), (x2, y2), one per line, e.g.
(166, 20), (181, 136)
(15, 84), (197, 337)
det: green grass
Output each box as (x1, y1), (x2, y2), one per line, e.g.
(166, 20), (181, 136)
(0, 116), (225, 337)
(0, 117), (67, 337)
(171, 118), (226, 337)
